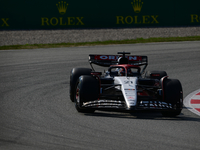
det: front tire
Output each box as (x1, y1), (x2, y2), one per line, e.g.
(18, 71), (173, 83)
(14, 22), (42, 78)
(74, 75), (99, 113)
(70, 68), (92, 102)
(161, 79), (183, 117)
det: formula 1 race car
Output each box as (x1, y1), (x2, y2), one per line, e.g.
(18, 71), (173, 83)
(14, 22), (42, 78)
(70, 52), (183, 117)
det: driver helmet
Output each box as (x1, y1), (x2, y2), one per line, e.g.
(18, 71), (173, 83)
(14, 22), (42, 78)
(118, 68), (125, 76)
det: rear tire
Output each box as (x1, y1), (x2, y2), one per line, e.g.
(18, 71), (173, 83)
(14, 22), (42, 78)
(70, 68), (92, 102)
(74, 75), (99, 113)
(145, 70), (167, 80)
(161, 79), (183, 117)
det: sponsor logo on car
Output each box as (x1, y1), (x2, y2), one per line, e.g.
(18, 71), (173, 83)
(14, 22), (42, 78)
(94, 55), (142, 61)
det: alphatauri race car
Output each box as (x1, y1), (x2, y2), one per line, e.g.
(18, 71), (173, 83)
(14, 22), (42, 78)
(70, 52), (183, 116)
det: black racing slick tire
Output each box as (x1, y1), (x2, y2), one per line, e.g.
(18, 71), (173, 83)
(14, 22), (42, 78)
(161, 79), (183, 117)
(74, 75), (99, 113)
(70, 68), (92, 102)
(145, 71), (167, 80)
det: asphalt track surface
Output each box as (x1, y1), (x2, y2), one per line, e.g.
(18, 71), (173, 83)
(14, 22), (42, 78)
(0, 41), (200, 150)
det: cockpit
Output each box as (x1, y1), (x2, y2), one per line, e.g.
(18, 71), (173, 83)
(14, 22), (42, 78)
(107, 65), (141, 77)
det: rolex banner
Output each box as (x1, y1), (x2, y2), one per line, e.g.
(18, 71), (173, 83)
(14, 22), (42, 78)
(0, 0), (200, 30)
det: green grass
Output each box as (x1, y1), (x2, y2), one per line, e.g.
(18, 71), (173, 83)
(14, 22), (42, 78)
(1, 36), (200, 50)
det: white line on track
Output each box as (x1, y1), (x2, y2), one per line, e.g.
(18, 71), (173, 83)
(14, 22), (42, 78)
(184, 89), (200, 117)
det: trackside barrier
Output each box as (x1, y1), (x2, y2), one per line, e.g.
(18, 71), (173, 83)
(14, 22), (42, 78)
(1, 0), (200, 30)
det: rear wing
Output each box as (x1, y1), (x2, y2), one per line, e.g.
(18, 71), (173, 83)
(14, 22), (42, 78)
(89, 54), (148, 67)
(89, 54), (148, 74)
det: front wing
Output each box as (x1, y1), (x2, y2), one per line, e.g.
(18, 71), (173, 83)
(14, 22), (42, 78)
(82, 99), (173, 111)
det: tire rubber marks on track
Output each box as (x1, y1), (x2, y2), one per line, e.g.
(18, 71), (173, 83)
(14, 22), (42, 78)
(184, 89), (200, 116)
